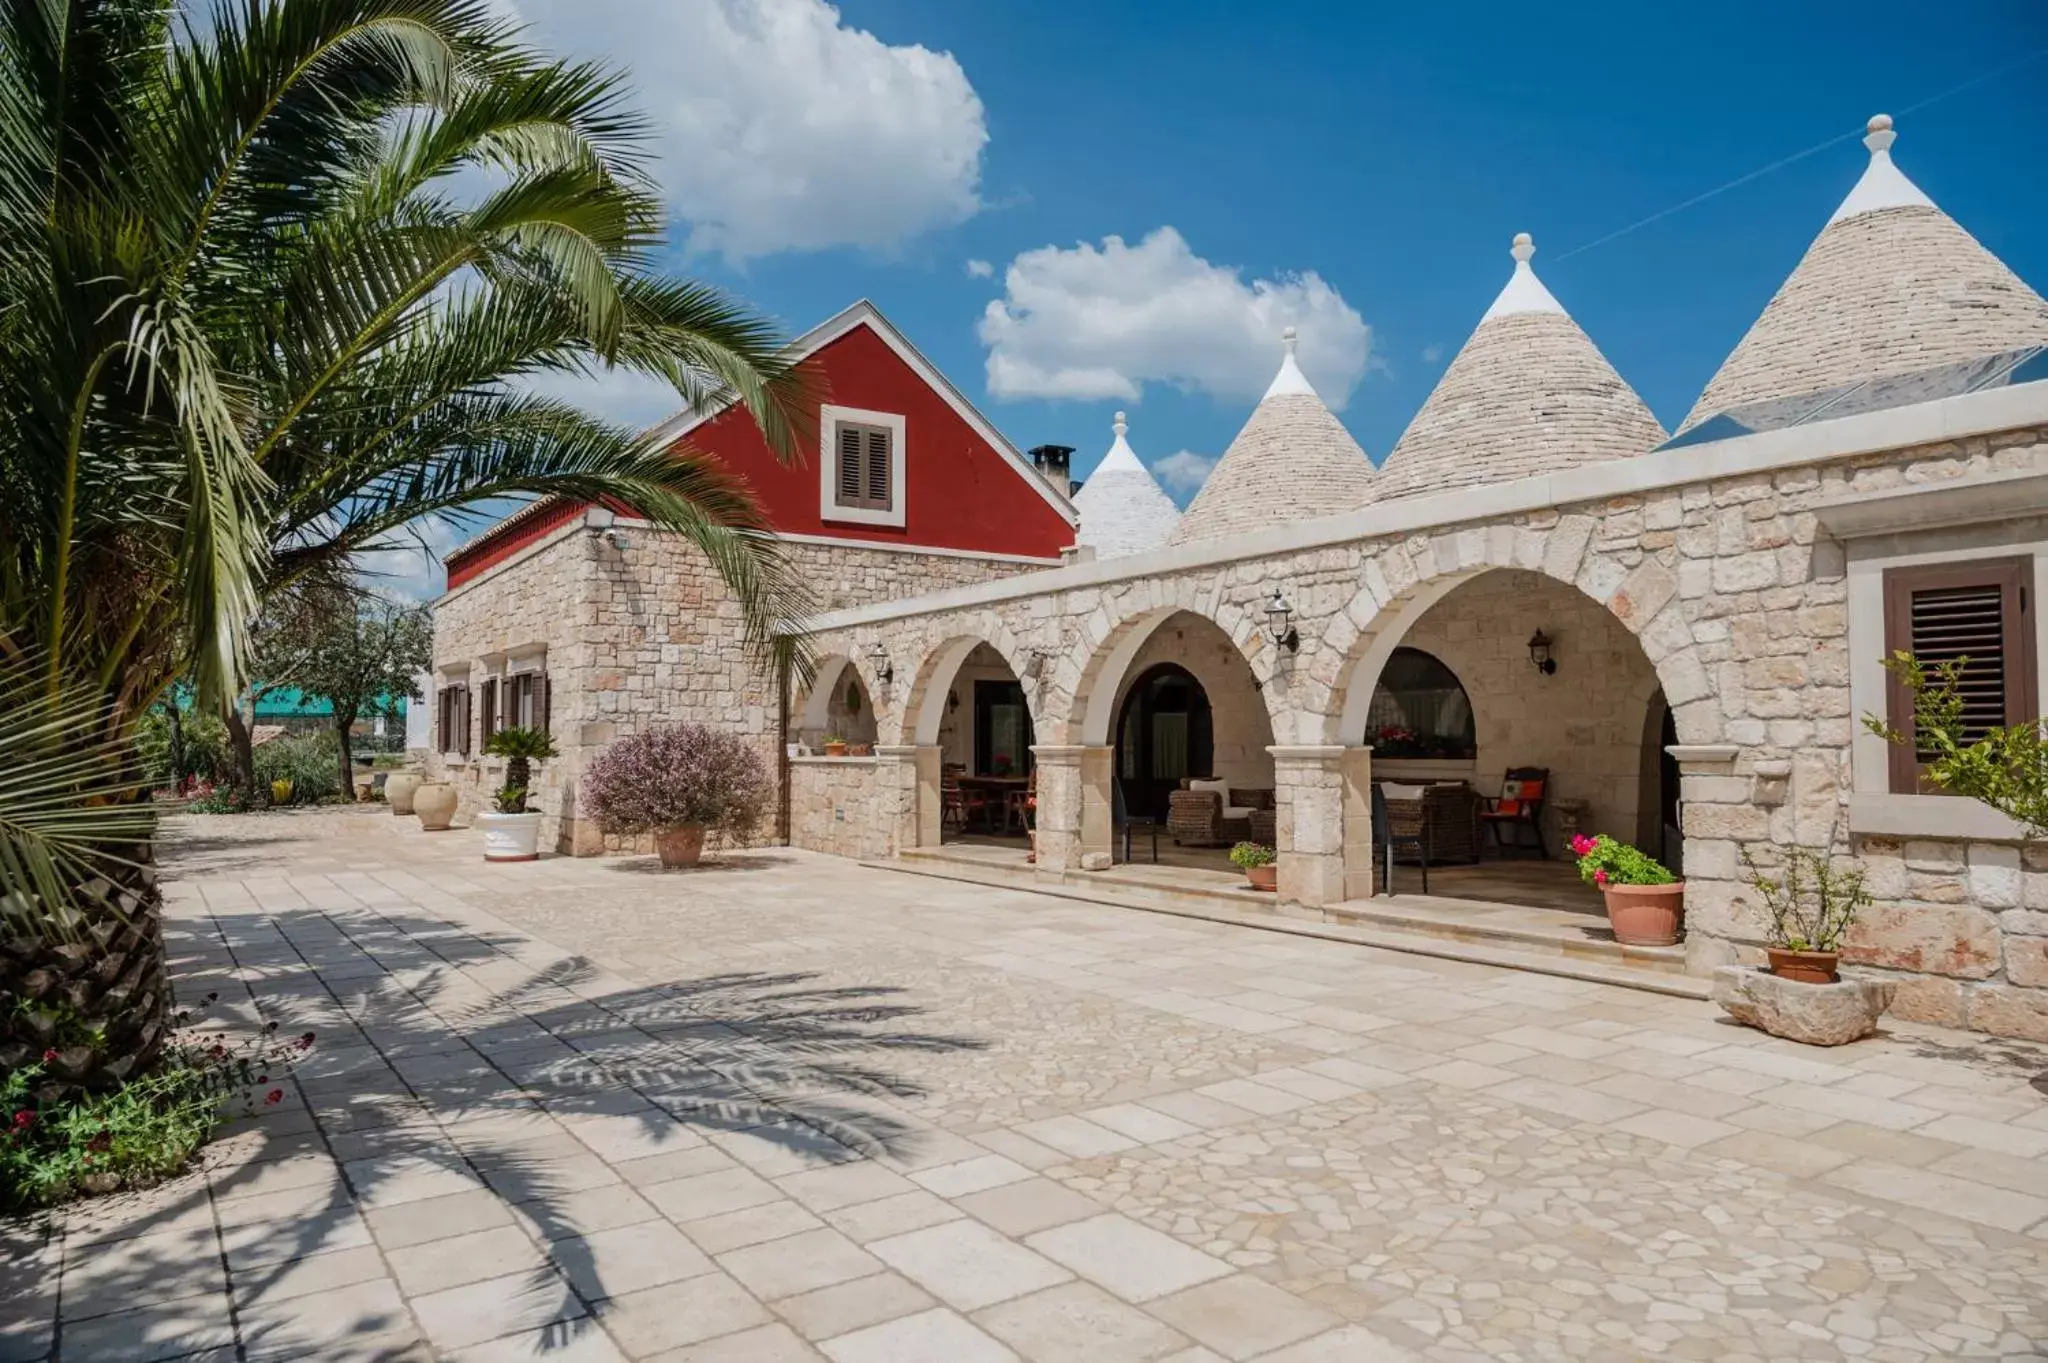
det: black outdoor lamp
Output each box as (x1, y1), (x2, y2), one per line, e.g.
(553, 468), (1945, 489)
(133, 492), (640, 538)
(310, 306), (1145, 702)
(1265, 589), (1300, 654)
(1527, 629), (1557, 676)
(867, 640), (893, 685)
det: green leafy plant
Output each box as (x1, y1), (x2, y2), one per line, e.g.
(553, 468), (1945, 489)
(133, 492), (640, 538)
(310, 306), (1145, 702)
(1569, 833), (1676, 888)
(1865, 651), (2048, 835)
(3, 1001), (315, 1212)
(484, 727), (559, 814)
(252, 732), (343, 806)
(1229, 842), (1276, 870)
(1740, 846), (1871, 953)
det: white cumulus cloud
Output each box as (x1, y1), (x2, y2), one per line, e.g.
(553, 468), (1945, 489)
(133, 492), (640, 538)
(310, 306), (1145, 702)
(978, 227), (1371, 409)
(965, 258), (994, 278)
(1151, 450), (1217, 497)
(498, 0), (988, 260)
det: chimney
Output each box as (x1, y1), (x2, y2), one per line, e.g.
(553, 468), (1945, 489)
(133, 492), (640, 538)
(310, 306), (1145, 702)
(1028, 444), (1075, 495)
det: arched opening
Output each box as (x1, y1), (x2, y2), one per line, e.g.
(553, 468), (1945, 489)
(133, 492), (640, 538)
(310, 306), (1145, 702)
(1637, 691), (1683, 874)
(1115, 663), (1213, 821)
(1337, 568), (1669, 920)
(795, 657), (878, 752)
(903, 637), (1035, 849)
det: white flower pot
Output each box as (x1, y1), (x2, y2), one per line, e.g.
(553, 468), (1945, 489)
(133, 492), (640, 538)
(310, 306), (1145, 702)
(476, 811), (543, 862)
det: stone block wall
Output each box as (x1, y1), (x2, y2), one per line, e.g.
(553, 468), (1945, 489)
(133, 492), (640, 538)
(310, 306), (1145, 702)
(787, 757), (895, 861)
(431, 516), (1046, 855)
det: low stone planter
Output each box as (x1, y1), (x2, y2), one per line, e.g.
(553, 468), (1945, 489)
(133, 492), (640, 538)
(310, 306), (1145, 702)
(1713, 966), (1895, 1047)
(476, 811), (543, 862)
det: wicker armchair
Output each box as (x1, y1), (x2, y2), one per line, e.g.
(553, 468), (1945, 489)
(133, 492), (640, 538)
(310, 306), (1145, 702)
(1166, 779), (1276, 847)
(1375, 782), (1481, 866)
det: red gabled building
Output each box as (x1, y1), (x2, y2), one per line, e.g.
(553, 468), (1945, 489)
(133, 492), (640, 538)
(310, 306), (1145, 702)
(429, 301), (1076, 853)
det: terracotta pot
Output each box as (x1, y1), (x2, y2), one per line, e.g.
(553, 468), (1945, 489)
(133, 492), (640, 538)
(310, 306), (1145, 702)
(1766, 946), (1840, 984)
(476, 811), (542, 862)
(655, 824), (706, 868)
(1600, 881), (1684, 946)
(823, 742), (848, 758)
(413, 781), (457, 831)
(848, 743), (873, 757)
(385, 772), (422, 815)
(1245, 864), (1278, 892)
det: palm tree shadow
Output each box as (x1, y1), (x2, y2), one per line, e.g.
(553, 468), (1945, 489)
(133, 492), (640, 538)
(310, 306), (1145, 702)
(105, 900), (988, 1357)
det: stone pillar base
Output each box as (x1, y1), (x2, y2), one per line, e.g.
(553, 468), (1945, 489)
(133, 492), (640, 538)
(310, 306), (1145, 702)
(1031, 744), (1085, 876)
(1268, 745), (1364, 908)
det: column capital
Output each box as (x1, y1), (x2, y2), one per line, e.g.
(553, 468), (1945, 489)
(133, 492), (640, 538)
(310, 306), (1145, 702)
(873, 744), (921, 758)
(1266, 744), (1350, 763)
(1030, 743), (1092, 765)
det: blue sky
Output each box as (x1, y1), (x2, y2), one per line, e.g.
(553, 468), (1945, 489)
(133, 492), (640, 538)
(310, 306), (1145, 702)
(395, 0), (2046, 593)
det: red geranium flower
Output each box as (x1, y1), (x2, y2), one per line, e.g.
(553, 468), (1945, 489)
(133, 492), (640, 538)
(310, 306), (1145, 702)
(41, 1048), (58, 1063)
(264, 1089), (284, 1105)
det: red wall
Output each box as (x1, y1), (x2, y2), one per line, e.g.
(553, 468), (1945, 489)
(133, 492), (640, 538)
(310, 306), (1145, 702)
(690, 323), (1073, 558)
(446, 319), (1073, 590)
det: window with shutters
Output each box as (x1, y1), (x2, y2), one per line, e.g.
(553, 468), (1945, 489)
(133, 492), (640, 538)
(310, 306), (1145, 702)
(818, 405), (906, 527)
(1882, 556), (2035, 794)
(438, 683), (472, 757)
(480, 678), (498, 740)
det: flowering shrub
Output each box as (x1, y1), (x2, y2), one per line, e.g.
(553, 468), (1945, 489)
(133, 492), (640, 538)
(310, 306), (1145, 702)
(580, 724), (771, 838)
(1228, 841), (1276, 869)
(1570, 833), (1675, 888)
(2, 998), (314, 1211)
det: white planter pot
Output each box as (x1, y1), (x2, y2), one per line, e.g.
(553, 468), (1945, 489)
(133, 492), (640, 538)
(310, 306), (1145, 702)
(476, 811), (543, 862)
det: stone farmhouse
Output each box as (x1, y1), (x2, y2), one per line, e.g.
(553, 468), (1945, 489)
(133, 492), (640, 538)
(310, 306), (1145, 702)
(432, 116), (2048, 1041)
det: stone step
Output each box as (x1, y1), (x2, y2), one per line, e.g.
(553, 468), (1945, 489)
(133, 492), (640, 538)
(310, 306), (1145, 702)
(1319, 899), (1691, 976)
(866, 852), (1713, 1002)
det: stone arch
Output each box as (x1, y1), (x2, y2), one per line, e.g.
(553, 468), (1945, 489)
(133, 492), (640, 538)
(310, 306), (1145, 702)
(900, 627), (1040, 749)
(1307, 529), (1715, 751)
(795, 650), (887, 745)
(1067, 576), (1300, 749)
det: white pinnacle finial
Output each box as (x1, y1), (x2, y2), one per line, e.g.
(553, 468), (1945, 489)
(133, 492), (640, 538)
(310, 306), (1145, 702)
(1282, 325), (1299, 356)
(1511, 231), (1535, 264)
(1113, 410), (1127, 438)
(1481, 230), (1564, 321)
(1829, 111), (1930, 224)
(1262, 326), (1315, 400)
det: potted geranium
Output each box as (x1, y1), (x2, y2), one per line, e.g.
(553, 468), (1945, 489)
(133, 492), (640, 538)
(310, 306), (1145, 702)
(1230, 841), (1278, 892)
(581, 724), (770, 868)
(1742, 847), (1870, 982)
(822, 734), (848, 758)
(1571, 834), (1683, 946)
(477, 726), (557, 861)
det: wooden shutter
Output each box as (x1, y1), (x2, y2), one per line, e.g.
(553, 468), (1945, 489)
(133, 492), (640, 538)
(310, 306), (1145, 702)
(458, 686), (472, 756)
(831, 420), (893, 511)
(836, 424), (864, 507)
(1883, 556), (2034, 793)
(480, 678), (498, 740)
(541, 674), (552, 738)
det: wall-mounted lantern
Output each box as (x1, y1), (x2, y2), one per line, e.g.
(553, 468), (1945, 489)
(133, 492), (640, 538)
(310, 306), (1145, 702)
(1527, 629), (1557, 676)
(867, 640), (893, 685)
(1021, 651), (1046, 682)
(1264, 589), (1300, 654)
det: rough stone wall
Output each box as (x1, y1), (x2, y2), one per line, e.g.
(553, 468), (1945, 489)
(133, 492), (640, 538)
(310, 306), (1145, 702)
(787, 758), (893, 860)
(813, 421), (2048, 1042)
(431, 521), (1044, 854)
(1389, 571), (1661, 856)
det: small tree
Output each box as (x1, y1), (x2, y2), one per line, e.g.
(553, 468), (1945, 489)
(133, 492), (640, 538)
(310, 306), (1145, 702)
(581, 726), (771, 840)
(295, 598), (434, 797)
(483, 727), (559, 814)
(1865, 651), (2048, 835)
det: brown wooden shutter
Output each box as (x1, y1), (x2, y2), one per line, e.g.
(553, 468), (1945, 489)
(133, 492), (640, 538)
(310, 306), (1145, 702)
(865, 427), (890, 507)
(1882, 556), (2035, 794)
(837, 424), (864, 506)
(541, 674), (552, 738)
(481, 678), (498, 739)
(459, 686), (472, 756)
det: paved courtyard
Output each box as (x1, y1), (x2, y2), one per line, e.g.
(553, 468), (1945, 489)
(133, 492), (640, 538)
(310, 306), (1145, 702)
(6, 808), (2048, 1362)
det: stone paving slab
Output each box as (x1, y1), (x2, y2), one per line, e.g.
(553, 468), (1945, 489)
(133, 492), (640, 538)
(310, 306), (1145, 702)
(2, 807), (2046, 1360)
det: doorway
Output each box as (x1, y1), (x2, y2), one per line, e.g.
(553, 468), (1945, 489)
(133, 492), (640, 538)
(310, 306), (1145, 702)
(1115, 663), (1213, 821)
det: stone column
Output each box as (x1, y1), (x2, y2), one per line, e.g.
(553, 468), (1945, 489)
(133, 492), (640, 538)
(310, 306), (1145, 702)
(1340, 747), (1374, 899)
(1030, 744), (1085, 876)
(1078, 746), (1113, 870)
(900, 745), (941, 849)
(1268, 745), (1357, 907)
(873, 745), (926, 857)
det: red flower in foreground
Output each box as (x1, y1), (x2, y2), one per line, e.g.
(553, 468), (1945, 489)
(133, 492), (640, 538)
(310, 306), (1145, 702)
(41, 1048), (58, 1063)
(265, 1089), (284, 1106)
(11, 1110), (34, 1130)
(1593, 868), (1610, 887)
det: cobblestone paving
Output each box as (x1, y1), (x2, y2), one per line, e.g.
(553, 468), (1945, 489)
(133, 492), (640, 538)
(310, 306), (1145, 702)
(5, 807), (2047, 1361)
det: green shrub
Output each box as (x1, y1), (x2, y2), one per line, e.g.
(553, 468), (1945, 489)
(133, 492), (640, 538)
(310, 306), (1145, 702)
(253, 731), (341, 805)
(136, 705), (229, 789)
(1228, 841), (1276, 869)
(1569, 833), (1675, 887)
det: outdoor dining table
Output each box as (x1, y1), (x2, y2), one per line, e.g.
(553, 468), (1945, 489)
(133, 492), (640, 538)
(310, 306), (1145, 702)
(958, 775), (1030, 833)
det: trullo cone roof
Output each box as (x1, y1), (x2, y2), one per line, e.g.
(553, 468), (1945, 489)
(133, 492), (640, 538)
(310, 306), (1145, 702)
(1072, 412), (1181, 558)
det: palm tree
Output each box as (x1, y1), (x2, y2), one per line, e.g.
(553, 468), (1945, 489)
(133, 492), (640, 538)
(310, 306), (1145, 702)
(1, 0), (818, 1097)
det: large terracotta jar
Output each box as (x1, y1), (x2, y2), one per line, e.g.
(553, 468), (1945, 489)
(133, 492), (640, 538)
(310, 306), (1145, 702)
(1601, 882), (1685, 947)
(385, 772), (423, 815)
(413, 781), (458, 832)
(655, 824), (705, 868)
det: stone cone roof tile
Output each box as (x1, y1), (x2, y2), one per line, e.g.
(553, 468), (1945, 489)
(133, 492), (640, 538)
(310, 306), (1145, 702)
(1073, 412), (1181, 558)
(1376, 234), (1665, 500)
(1168, 330), (1375, 545)
(1682, 115), (2048, 431)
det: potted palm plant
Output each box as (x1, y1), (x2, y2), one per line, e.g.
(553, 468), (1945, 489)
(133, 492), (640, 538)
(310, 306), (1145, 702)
(476, 727), (558, 862)
(1571, 834), (1683, 946)
(1231, 841), (1278, 892)
(580, 724), (771, 868)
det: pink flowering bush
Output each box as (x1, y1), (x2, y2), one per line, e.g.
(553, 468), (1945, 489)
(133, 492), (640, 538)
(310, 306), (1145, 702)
(580, 724), (770, 838)
(1570, 833), (1676, 889)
